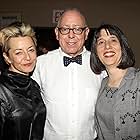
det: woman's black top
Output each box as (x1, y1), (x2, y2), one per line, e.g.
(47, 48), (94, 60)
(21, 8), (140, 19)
(0, 70), (46, 140)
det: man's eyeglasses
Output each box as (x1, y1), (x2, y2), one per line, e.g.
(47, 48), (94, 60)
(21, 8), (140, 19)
(57, 27), (87, 35)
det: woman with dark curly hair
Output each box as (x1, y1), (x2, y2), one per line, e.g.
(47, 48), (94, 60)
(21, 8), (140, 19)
(90, 24), (140, 140)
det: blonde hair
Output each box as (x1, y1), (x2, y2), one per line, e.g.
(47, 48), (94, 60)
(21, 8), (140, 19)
(0, 22), (37, 54)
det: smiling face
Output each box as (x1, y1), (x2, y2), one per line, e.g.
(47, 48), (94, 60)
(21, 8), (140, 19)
(96, 29), (122, 69)
(55, 10), (89, 57)
(3, 36), (37, 75)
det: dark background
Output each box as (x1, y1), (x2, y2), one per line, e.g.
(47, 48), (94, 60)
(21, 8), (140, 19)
(34, 27), (96, 54)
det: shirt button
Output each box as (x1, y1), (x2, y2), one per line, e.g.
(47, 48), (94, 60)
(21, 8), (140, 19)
(116, 127), (120, 131)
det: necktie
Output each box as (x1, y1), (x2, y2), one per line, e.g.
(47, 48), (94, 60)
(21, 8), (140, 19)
(63, 54), (82, 67)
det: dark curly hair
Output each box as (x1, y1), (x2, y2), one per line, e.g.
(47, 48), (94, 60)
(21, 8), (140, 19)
(90, 24), (135, 74)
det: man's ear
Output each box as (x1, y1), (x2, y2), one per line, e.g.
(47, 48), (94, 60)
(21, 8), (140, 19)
(85, 27), (90, 40)
(55, 27), (59, 40)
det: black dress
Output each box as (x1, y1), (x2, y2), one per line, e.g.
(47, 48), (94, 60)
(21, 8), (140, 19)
(0, 70), (46, 140)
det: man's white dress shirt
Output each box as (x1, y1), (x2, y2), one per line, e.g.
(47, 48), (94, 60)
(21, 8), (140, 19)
(32, 47), (104, 140)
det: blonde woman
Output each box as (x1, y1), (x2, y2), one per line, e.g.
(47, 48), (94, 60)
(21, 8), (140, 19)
(0, 22), (46, 140)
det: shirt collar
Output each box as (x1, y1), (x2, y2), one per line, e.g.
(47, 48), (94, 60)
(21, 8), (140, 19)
(124, 67), (138, 80)
(59, 46), (87, 57)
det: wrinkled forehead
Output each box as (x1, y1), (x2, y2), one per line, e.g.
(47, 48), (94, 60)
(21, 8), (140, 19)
(59, 10), (86, 27)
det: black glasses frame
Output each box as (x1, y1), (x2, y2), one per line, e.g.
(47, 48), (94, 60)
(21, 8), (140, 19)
(57, 27), (87, 35)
